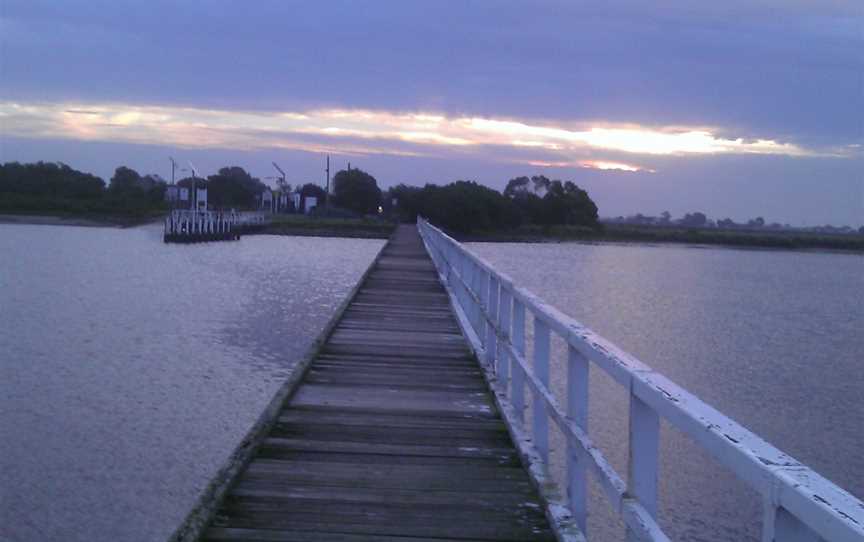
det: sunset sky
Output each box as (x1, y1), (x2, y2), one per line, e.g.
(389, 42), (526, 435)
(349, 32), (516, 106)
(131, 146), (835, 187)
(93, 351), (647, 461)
(1, 1), (862, 225)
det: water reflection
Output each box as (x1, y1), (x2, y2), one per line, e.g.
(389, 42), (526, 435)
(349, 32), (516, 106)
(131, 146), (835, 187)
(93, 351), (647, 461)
(0, 223), (383, 541)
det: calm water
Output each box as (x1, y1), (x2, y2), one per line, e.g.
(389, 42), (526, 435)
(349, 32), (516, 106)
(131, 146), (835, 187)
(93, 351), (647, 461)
(469, 241), (864, 541)
(0, 223), (383, 541)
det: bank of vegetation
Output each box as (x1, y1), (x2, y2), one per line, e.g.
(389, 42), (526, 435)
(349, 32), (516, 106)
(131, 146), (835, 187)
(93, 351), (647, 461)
(383, 175), (600, 233)
(0, 162), (169, 225)
(261, 171), (601, 239)
(264, 214), (394, 239)
(464, 223), (864, 251)
(3, 161), (859, 251)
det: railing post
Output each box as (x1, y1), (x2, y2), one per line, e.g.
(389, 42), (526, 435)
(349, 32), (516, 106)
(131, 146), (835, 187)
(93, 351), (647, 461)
(472, 264), (482, 336)
(511, 299), (527, 425)
(498, 287), (512, 388)
(533, 316), (550, 464)
(486, 275), (499, 369)
(462, 256), (472, 320)
(567, 345), (589, 533)
(462, 258), (473, 324)
(478, 269), (489, 353)
(627, 390), (660, 541)
(457, 253), (469, 315)
(762, 501), (821, 542)
(451, 250), (465, 312)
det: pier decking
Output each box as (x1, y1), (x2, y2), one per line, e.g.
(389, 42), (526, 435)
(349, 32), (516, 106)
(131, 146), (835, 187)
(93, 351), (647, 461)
(201, 225), (555, 541)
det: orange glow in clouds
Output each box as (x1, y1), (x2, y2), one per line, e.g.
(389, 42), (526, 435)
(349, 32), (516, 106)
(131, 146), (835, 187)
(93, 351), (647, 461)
(0, 101), (843, 173)
(578, 160), (649, 172)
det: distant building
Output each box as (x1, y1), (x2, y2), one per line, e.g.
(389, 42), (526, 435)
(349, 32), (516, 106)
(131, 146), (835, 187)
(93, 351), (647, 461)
(165, 185), (180, 202)
(304, 196), (318, 214)
(196, 187), (208, 210)
(278, 191), (288, 212)
(260, 189), (273, 211)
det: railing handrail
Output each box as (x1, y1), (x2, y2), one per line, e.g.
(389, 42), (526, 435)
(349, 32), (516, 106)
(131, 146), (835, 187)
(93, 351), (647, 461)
(417, 217), (863, 542)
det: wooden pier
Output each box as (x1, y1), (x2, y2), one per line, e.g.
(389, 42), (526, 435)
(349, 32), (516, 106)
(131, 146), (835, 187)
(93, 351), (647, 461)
(173, 221), (863, 542)
(197, 225), (556, 541)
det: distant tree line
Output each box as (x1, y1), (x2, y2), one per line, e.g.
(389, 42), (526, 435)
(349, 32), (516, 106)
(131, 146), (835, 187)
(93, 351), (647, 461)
(609, 210), (863, 235)
(324, 169), (600, 234)
(0, 161), (168, 216)
(1, 161), (601, 234)
(0, 162), (290, 215)
(384, 175), (599, 234)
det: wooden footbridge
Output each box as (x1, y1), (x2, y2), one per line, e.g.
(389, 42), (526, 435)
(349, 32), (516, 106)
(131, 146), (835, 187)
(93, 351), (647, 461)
(174, 223), (863, 542)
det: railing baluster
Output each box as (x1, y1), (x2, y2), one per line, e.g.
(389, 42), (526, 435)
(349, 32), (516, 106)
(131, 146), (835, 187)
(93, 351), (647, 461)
(470, 262), (480, 335)
(533, 316), (551, 464)
(628, 391), (660, 541)
(478, 269), (489, 352)
(762, 502), (822, 542)
(511, 299), (527, 425)
(463, 256), (472, 321)
(486, 275), (499, 369)
(454, 253), (468, 316)
(568, 345), (589, 533)
(498, 288), (512, 387)
(465, 261), (476, 330)
(474, 265), (483, 335)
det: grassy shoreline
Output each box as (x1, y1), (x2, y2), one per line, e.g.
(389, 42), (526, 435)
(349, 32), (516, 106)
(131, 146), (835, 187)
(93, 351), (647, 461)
(258, 215), (395, 239)
(0, 211), (164, 228)
(462, 224), (864, 252)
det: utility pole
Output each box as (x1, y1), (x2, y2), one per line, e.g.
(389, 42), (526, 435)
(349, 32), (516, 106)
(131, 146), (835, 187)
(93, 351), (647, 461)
(169, 157), (178, 210)
(272, 162), (287, 213)
(272, 162), (286, 188)
(325, 154), (330, 212)
(188, 161), (199, 212)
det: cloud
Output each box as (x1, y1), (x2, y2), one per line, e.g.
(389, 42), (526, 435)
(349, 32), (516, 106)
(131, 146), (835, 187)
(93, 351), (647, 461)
(579, 160), (651, 173)
(2, 1), (860, 151)
(1, 101), (850, 176)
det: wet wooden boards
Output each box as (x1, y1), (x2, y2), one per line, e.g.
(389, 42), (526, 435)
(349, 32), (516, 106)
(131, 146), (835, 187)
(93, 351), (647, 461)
(202, 225), (554, 542)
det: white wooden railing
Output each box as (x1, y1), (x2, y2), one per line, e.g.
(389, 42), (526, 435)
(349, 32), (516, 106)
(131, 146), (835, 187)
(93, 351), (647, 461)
(417, 217), (863, 542)
(164, 210), (268, 237)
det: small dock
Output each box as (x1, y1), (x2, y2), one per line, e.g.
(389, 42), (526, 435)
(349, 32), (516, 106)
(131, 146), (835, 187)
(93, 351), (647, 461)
(163, 210), (268, 243)
(199, 225), (555, 541)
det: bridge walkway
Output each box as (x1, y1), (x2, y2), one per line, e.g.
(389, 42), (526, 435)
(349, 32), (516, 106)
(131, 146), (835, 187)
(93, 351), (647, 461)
(202, 225), (555, 541)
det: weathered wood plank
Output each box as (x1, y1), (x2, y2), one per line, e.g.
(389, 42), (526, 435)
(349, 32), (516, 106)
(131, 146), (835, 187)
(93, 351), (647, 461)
(204, 526), (464, 542)
(269, 422), (513, 446)
(278, 408), (506, 434)
(245, 459), (529, 482)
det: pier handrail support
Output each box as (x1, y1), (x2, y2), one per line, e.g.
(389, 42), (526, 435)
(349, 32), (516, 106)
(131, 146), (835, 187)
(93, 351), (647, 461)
(417, 217), (864, 542)
(164, 210), (269, 237)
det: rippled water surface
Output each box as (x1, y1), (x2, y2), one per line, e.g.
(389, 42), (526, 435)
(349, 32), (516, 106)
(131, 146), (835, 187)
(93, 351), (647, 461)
(469, 241), (863, 541)
(0, 223), (383, 541)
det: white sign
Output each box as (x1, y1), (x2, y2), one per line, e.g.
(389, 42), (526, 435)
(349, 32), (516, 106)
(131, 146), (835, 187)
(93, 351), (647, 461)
(304, 196), (318, 214)
(179, 188), (189, 201)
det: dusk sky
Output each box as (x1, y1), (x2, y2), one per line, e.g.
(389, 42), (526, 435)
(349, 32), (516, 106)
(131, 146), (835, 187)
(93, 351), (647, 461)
(1, 1), (862, 226)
